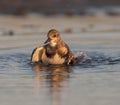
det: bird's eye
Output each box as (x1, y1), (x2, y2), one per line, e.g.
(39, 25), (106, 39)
(53, 35), (56, 37)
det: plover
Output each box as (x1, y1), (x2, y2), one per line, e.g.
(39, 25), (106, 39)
(31, 29), (76, 65)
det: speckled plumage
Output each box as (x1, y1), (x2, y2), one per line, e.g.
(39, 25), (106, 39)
(31, 29), (76, 65)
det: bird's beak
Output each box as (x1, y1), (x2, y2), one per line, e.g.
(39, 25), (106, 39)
(44, 38), (51, 43)
(43, 42), (50, 46)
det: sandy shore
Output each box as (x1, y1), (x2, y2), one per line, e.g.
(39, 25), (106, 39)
(0, 15), (120, 49)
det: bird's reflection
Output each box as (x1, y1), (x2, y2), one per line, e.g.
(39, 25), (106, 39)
(32, 64), (72, 105)
(32, 64), (72, 87)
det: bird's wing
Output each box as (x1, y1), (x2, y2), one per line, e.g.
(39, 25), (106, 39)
(31, 47), (44, 62)
(63, 42), (76, 65)
(67, 49), (76, 65)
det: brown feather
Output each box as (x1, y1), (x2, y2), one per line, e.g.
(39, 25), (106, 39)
(31, 47), (44, 62)
(31, 29), (76, 65)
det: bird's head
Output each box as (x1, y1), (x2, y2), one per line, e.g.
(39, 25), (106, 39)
(45, 29), (61, 47)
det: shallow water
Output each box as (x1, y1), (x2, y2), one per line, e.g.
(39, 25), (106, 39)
(0, 44), (120, 105)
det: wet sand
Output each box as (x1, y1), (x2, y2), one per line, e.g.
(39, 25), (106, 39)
(0, 15), (120, 49)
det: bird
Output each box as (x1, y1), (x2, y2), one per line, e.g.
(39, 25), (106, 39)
(31, 29), (76, 65)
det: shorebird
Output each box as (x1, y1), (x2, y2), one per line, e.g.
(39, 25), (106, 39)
(31, 29), (76, 65)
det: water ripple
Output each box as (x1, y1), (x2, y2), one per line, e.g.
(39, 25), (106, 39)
(0, 50), (120, 75)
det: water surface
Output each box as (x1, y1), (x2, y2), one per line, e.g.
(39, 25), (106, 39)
(0, 35), (120, 105)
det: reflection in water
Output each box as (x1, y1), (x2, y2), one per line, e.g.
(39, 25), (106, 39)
(32, 64), (72, 105)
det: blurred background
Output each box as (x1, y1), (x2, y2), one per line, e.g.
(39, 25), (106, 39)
(0, 0), (120, 49)
(0, 1), (120, 59)
(0, 0), (120, 16)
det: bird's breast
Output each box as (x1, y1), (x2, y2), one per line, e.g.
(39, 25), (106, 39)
(42, 50), (66, 65)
